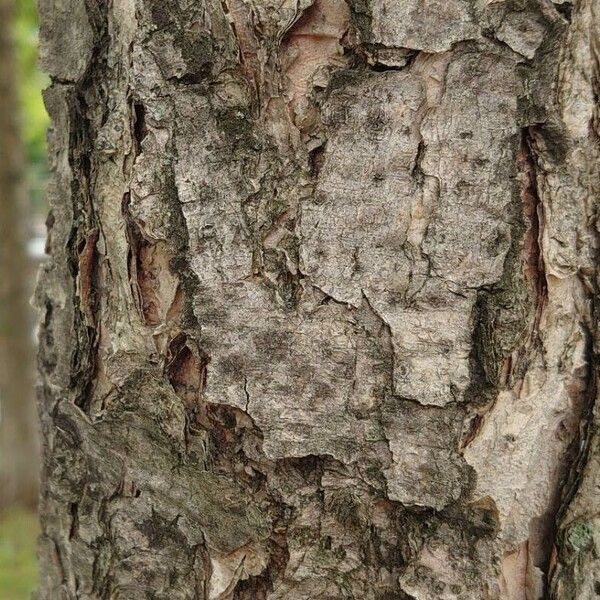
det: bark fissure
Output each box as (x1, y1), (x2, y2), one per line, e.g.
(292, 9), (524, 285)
(519, 127), (548, 327)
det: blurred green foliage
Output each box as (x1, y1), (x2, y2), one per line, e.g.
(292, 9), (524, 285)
(0, 0), (49, 600)
(0, 509), (38, 600)
(15, 0), (49, 213)
(1, 1), (45, 594)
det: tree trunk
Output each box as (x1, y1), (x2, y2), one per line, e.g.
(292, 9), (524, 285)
(0, 0), (39, 510)
(36, 0), (599, 598)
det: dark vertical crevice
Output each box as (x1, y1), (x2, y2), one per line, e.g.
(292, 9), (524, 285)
(308, 141), (327, 177)
(64, 1), (110, 413)
(519, 127), (548, 327)
(132, 101), (147, 157)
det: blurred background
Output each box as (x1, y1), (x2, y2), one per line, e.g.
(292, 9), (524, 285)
(0, 0), (48, 597)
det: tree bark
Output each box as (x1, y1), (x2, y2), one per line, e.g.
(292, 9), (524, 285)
(36, 0), (599, 598)
(0, 0), (39, 510)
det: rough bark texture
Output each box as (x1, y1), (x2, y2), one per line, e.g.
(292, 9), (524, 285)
(36, 0), (600, 598)
(0, 0), (39, 510)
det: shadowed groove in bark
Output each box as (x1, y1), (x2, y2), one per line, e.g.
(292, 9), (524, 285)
(65, 2), (110, 411)
(519, 127), (548, 323)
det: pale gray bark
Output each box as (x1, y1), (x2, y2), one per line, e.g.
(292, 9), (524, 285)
(36, 0), (599, 598)
(0, 0), (39, 510)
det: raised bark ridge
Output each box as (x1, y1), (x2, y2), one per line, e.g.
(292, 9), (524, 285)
(36, 0), (599, 598)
